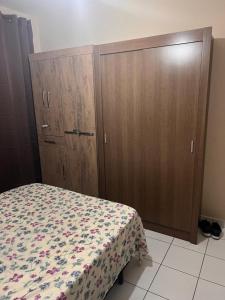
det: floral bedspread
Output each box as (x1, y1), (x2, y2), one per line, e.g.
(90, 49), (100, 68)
(0, 184), (148, 300)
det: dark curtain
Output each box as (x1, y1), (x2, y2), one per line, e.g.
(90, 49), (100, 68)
(0, 12), (41, 192)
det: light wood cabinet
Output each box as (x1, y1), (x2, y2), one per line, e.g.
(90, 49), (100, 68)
(30, 46), (98, 196)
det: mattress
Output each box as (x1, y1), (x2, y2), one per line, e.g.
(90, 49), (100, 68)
(0, 184), (147, 300)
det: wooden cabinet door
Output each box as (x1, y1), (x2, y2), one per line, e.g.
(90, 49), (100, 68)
(55, 54), (98, 196)
(55, 56), (78, 132)
(30, 59), (63, 137)
(74, 54), (96, 132)
(100, 42), (202, 233)
(39, 137), (66, 188)
(63, 135), (98, 197)
(73, 54), (98, 196)
(79, 135), (98, 196)
(63, 135), (81, 193)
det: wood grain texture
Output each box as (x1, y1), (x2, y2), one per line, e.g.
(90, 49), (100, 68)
(29, 45), (95, 61)
(57, 53), (98, 196)
(73, 54), (96, 132)
(93, 51), (106, 197)
(63, 135), (81, 193)
(101, 44), (202, 232)
(39, 137), (66, 188)
(30, 52), (98, 197)
(63, 135), (98, 196)
(30, 59), (64, 137)
(56, 56), (78, 132)
(98, 27), (207, 55)
(79, 135), (98, 196)
(96, 27), (212, 243)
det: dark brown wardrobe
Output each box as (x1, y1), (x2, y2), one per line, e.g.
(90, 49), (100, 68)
(30, 27), (212, 243)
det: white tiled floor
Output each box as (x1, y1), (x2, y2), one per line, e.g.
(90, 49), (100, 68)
(105, 228), (225, 300)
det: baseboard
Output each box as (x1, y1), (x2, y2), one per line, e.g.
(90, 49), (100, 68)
(201, 215), (225, 228)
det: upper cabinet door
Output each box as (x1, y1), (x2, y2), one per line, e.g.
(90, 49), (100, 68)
(30, 59), (64, 137)
(56, 56), (78, 132)
(74, 54), (96, 132)
(56, 54), (96, 133)
(56, 54), (98, 197)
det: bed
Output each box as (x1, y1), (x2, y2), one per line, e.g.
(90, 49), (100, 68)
(0, 184), (148, 300)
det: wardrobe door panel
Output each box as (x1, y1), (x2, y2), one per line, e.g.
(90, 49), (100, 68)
(73, 54), (98, 196)
(56, 57), (78, 132)
(101, 51), (144, 209)
(63, 135), (81, 193)
(44, 59), (64, 136)
(63, 135), (98, 197)
(80, 135), (98, 197)
(56, 54), (98, 196)
(142, 43), (202, 231)
(39, 138), (66, 188)
(30, 59), (63, 137)
(73, 54), (96, 132)
(101, 42), (202, 233)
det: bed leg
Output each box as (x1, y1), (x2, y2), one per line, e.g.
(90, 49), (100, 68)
(118, 270), (124, 285)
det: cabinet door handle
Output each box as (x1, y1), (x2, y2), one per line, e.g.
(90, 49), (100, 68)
(47, 91), (50, 108)
(64, 129), (95, 136)
(64, 129), (79, 135)
(41, 124), (49, 128)
(42, 90), (46, 107)
(44, 140), (56, 144)
(78, 131), (95, 136)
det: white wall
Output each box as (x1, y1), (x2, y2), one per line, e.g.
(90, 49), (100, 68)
(0, 5), (41, 51)
(39, 0), (225, 51)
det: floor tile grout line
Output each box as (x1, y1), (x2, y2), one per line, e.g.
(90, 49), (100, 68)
(172, 237), (225, 258)
(124, 263), (204, 293)
(124, 279), (148, 291)
(204, 253), (225, 262)
(122, 280), (170, 300)
(117, 280), (148, 300)
(161, 264), (199, 278)
(147, 239), (173, 293)
(171, 243), (207, 254)
(191, 237), (210, 300)
(145, 235), (173, 245)
(199, 277), (225, 289)
(143, 290), (170, 300)
(142, 290), (148, 300)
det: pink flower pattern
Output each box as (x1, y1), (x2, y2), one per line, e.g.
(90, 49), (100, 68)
(0, 184), (147, 300)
